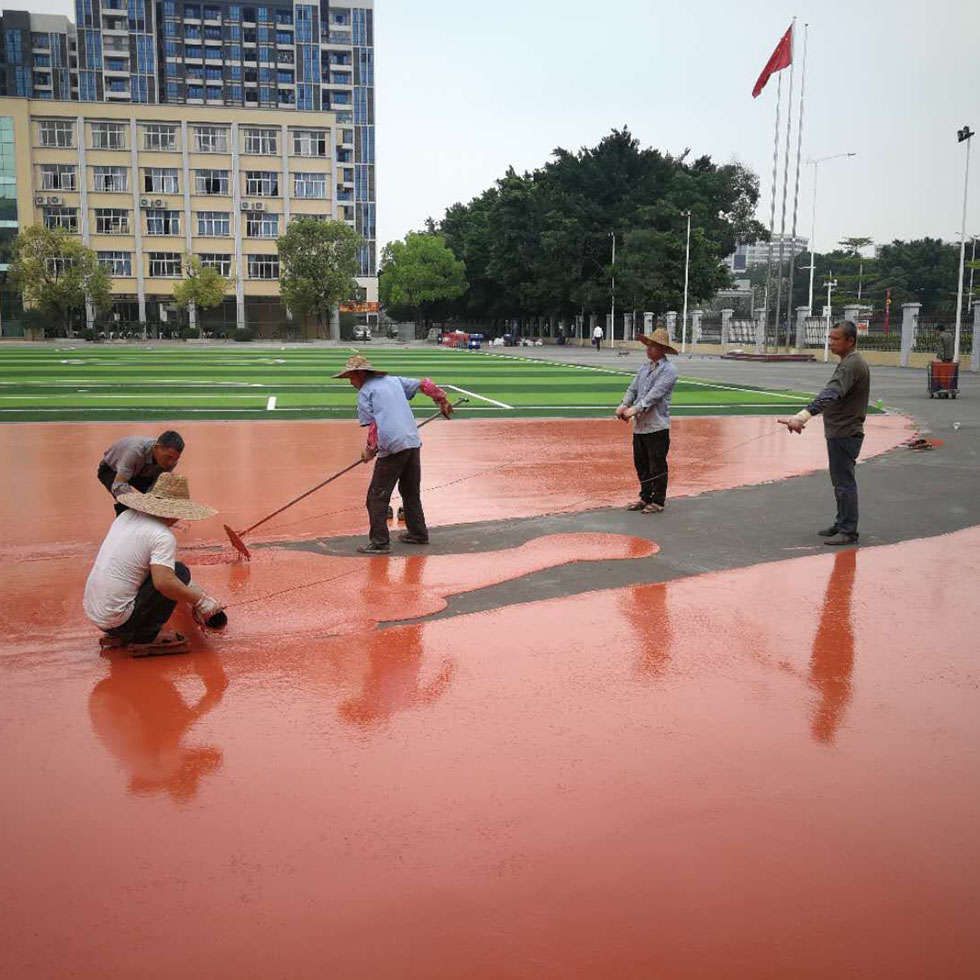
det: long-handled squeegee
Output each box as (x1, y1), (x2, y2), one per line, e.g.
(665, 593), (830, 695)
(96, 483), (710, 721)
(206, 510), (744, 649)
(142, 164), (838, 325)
(223, 396), (468, 560)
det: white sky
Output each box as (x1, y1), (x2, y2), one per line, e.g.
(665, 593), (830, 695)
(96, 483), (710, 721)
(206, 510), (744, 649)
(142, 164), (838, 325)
(38, 0), (980, 252)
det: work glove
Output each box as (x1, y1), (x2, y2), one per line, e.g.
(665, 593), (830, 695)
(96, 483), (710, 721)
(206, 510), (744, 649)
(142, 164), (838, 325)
(438, 398), (454, 419)
(193, 594), (225, 628)
(361, 444), (378, 462)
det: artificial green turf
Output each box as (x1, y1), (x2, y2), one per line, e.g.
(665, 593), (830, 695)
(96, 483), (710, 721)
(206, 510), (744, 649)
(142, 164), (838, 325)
(0, 345), (830, 422)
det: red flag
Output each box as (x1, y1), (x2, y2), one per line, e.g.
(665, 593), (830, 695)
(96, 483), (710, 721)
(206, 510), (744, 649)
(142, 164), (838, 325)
(752, 25), (793, 98)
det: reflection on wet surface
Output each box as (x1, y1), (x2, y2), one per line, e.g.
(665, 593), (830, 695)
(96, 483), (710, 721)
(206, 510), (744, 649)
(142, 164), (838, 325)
(1, 530), (978, 977)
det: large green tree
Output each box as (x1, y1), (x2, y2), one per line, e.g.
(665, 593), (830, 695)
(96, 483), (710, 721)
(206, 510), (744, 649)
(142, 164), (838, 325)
(379, 231), (467, 328)
(9, 225), (112, 337)
(172, 255), (231, 335)
(277, 217), (361, 339)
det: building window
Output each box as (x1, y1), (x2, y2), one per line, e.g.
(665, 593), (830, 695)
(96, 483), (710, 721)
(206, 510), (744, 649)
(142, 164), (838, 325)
(276, 30), (292, 45)
(43, 206), (78, 232)
(93, 166), (128, 192)
(195, 169), (229, 195)
(187, 86), (204, 100)
(293, 172), (326, 199)
(38, 119), (75, 148)
(244, 171), (279, 196)
(184, 5), (202, 19)
(145, 209), (181, 235)
(98, 251), (131, 276)
(204, 6), (222, 20)
(143, 168), (179, 193)
(199, 253), (232, 275)
(341, 128), (353, 144)
(197, 210), (230, 236)
(277, 69), (293, 84)
(142, 124), (177, 151)
(39, 164), (77, 191)
(243, 128), (277, 154)
(247, 253), (279, 279)
(205, 47), (223, 61)
(90, 121), (126, 150)
(245, 211), (279, 238)
(194, 126), (228, 152)
(206, 86), (222, 100)
(185, 45), (203, 60)
(148, 252), (182, 277)
(94, 208), (130, 234)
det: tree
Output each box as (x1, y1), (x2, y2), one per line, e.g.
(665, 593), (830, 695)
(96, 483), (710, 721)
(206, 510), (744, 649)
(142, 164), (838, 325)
(9, 225), (111, 337)
(839, 236), (874, 301)
(277, 217), (361, 339)
(379, 231), (467, 329)
(172, 255), (231, 336)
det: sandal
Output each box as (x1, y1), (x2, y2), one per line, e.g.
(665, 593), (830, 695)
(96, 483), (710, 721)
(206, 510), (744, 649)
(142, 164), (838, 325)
(641, 502), (664, 514)
(129, 631), (190, 658)
(625, 500), (646, 511)
(99, 634), (128, 650)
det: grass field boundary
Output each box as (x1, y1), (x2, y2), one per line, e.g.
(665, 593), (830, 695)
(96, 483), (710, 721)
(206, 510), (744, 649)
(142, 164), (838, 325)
(443, 383), (513, 409)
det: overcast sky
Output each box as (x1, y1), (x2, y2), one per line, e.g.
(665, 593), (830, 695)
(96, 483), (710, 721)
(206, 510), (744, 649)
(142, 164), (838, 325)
(43, 0), (980, 253)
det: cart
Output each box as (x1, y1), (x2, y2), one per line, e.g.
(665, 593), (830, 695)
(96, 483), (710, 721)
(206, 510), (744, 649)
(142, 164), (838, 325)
(928, 361), (959, 399)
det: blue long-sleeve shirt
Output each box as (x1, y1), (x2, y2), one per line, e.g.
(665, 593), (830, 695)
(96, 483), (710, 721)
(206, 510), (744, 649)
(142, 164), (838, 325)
(621, 358), (679, 433)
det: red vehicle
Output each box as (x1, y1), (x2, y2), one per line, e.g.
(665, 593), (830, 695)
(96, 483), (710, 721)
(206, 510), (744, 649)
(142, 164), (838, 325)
(927, 361), (959, 399)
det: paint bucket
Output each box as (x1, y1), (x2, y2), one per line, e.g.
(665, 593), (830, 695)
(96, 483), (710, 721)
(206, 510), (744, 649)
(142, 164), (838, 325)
(205, 611), (228, 631)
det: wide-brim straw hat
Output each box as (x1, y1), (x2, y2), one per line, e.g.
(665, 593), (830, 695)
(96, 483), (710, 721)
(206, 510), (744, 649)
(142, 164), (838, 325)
(333, 354), (388, 379)
(639, 327), (679, 355)
(116, 473), (217, 521)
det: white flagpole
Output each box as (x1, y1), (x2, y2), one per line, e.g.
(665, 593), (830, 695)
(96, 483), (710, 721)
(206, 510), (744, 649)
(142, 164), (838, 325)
(763, 70), (783, 352)
(774, 18), (796, 351)
(785, 23), (808, 350)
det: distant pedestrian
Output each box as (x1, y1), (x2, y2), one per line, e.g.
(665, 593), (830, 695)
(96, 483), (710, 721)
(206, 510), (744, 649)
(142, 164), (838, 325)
(777, 321), (870, 546)
(616, 327), (679, 514)
(593, 323), (604, 350)
(98, 431), (185, 516)
(935, 325), (954, 363)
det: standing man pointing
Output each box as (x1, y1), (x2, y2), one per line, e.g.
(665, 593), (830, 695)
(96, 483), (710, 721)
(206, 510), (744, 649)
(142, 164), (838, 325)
(778, 321), (870, 546)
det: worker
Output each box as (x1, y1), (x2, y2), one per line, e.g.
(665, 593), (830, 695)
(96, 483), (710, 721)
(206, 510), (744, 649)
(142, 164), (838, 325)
(98, 431), (185, 515)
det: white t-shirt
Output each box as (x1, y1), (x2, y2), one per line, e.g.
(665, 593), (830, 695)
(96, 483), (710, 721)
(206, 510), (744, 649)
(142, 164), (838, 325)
(593, 325), (604, 339)
(83, 510), (177, 630)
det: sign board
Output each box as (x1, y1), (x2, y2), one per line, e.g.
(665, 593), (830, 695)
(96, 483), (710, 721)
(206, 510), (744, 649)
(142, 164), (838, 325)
(856, 320), (869, 336)
(339, 301), (379, 314)
(822, 305), (832, 317)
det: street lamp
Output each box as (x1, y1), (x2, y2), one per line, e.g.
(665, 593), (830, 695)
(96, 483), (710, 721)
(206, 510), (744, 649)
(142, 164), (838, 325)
(823, 273), (838, 362)
(953, 125), (974, 363)
(609, 231), (616, 350)
(806, 152), (857, 315)
(681, 210), (691, 353)
(968, 233), (978, 315)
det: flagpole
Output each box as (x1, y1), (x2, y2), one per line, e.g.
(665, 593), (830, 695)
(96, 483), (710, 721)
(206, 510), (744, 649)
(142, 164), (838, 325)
(774, 18), (796, 351)
(763, 70), (783, 353)
(785, 23), (808, 350)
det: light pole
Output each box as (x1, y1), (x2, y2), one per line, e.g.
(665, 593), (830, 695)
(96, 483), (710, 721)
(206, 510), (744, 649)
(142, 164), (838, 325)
(953, 125), (974, 362)
(823, 273), (837, 362)
(807, 152), (857, 314)
(969, 234), (977, 314)
(609, 231), (616, 350)
(681, 210), (691, 353)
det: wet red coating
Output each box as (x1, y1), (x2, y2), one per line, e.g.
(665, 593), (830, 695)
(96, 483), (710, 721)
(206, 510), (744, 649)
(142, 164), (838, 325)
(1, 524), (979, 977)
(0, 414), (911, 557)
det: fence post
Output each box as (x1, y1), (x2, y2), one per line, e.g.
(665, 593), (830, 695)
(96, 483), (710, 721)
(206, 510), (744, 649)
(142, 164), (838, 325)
(690, 309), (703, 346)
(720, 308), (733, 349)
(754, 309), (766, 352)
(843, 304), (861, 325)
(664, 311), (677, 341)
(795, 306), (809, 350)
(900, 302), (921, 368)
(643, 312), (654, 336)
(972, 302), (979, 373)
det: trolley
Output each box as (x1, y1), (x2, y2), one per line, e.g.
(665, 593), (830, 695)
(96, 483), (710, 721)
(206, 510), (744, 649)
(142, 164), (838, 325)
(927, 361), (959, 399)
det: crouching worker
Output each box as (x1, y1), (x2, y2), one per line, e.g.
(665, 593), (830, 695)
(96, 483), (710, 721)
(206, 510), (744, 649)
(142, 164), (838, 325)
(84, 473), (225, 657)
(98, 430), (185, 516)
(334, 354), (453, 554)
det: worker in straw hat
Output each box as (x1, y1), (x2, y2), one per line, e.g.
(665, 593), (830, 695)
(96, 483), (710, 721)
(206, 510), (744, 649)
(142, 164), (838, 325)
(334, 354), (453, 554)
(615, 327), (679, 514)
(83, 473), (225, 657)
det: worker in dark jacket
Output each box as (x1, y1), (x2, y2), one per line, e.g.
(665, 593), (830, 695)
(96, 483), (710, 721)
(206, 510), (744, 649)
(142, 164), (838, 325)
(98, 431), (185, 515)
(935, 325), (954, 363)
(778, 321), (870, 546)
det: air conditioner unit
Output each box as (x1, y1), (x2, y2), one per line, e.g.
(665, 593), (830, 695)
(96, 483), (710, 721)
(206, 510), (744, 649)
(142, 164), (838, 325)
(34, 195), (44, 205)
(139, 197), (149, 206)
(240, 201), (251, 210)
(253, 201), (264, 211)
(48, 196), (61, 205)
(152, 198), (164, 207)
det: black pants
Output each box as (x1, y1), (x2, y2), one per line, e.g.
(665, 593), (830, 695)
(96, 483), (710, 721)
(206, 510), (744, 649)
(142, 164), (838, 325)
(105, 562), (191, 644)
(826, 435), (864, 535)
(366, 448), (427, 546)
(594, 338), (602, 351)
(633, 430), (670, 506)
(98, 461), (154, 516)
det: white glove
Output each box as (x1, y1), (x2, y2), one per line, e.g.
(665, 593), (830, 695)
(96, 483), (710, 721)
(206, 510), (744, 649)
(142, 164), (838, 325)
(193, 594), (225, 627)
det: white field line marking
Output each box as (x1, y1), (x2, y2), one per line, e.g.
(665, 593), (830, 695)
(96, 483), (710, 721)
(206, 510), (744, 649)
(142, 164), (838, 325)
(266, 396), (277, 410)
(444, 383), (512, 409)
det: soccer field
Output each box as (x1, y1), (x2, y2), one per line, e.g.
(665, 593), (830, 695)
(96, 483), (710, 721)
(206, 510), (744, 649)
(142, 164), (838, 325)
(0, 345), (824, 422)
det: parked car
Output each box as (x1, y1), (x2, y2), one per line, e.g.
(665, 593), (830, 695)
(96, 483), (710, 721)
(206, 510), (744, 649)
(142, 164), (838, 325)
(352, 325), (371, 341)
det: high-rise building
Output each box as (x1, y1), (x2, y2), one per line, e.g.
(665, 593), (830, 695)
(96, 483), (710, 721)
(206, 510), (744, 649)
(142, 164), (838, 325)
(0, 2), (376, 337)
(725, 235), (808, 273)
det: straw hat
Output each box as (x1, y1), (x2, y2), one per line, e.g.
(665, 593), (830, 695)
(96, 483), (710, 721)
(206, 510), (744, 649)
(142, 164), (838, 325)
(639, 327), (678, 355)
(116, 473), (217, 521)
(333, 354), (388, 379)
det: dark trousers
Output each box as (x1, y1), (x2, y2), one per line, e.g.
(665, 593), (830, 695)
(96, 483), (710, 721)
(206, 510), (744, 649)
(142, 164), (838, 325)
(98, 461), (153, 516)
(594, 338), (602, 351)
(366, 448), (427, 546)
(633, 430), (670, 506)
(105, 562), (191, 644)
(826, 435), (864, 535)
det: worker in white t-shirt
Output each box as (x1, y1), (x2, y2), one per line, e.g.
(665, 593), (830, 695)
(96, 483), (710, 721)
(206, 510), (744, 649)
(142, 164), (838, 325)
(84, 473), (225, 656)
(593, 323), (604, 351)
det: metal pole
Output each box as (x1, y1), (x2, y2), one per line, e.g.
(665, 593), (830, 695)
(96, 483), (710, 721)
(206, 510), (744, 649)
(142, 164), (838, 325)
(785, 22), (807, 349)
(954, 128), (973, 362)
(610, 231), (615, 350)
(681, 210), (691, 353)
(774, 18), (796, 352)
(763, 70), (783, 353)
(808, 160), (818, 314)
(823, 274), (835, 362)
(969, 235), (977, 313)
